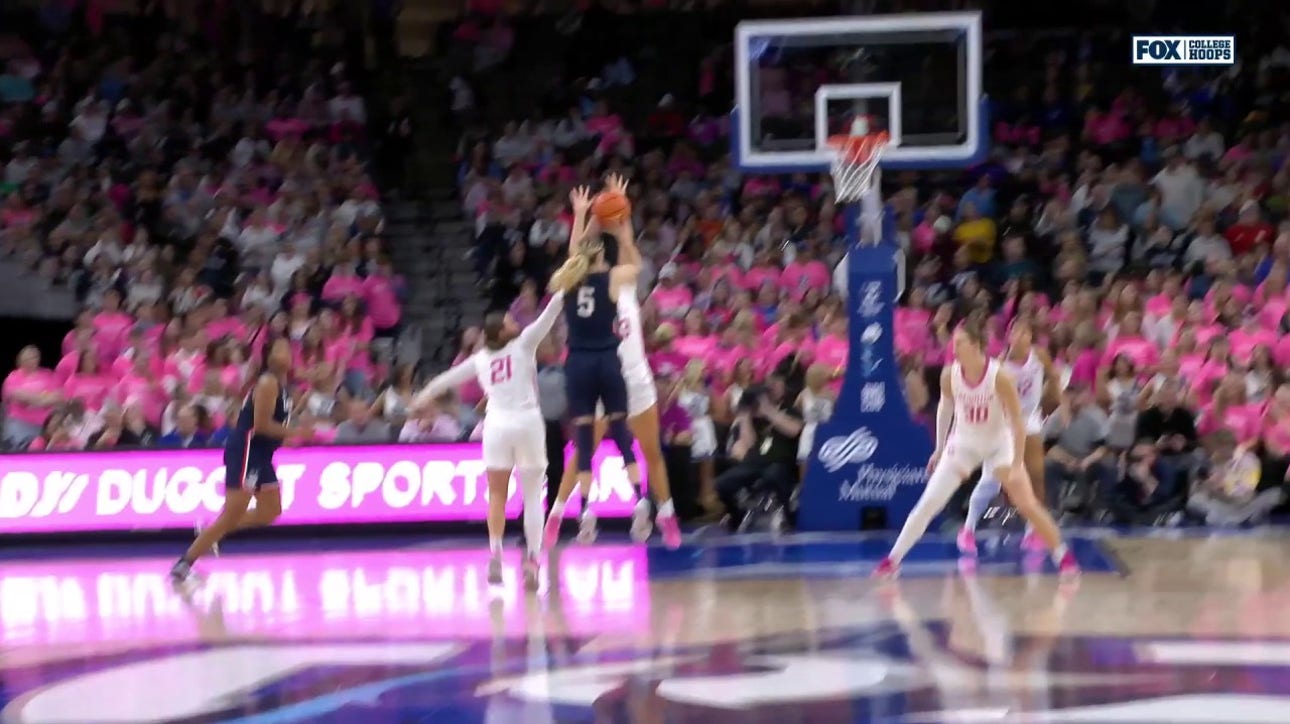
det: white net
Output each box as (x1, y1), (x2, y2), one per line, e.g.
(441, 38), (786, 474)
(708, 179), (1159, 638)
(827, 132), (888, 204)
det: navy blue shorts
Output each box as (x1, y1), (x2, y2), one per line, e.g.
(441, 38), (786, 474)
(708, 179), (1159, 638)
(565, 348), (629, 419)
(224, 435), (280, 492)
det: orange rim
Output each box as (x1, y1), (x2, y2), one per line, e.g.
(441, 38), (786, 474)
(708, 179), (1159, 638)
(826, 131), (890, 163)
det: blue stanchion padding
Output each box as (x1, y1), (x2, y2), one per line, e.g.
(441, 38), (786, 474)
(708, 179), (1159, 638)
(796, 208), (932, 532)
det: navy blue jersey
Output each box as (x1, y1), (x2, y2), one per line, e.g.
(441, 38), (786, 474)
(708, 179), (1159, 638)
(564, 271), (620, 351)
(228, 376), (291, 453)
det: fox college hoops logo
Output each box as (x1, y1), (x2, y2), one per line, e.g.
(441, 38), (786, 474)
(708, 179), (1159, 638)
(817, 428), (878, 472)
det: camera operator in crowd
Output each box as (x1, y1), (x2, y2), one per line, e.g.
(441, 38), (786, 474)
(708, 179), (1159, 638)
(714, 373), (803, 532)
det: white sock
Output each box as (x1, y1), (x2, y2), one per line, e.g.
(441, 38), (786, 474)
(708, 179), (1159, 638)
(489, 537), (502, 556)
(519, 468), (545, 556)
(1051, 543), (1068, 564)
(888, 462), (963, 564)
(549, 499), (565, 520)
(965, 477), (1000, 532)
(657, 498), (675, 518)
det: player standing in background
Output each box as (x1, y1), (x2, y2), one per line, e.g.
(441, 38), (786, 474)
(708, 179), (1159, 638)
(549, 179), (682, 548)
(542, 197), (643, 549)
(874, 321), (1079, 578)
(959, 318), (1061, 554)
(171, 337), (305, 586)
(411, 294), (565, 590)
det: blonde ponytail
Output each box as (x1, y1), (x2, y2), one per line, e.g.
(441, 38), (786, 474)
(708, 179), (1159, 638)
(548, 235), (605, 294)
(548, 254), (592, 294)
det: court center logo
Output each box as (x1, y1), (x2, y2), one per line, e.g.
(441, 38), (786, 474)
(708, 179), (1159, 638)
(1132, 35), (1234, 65)
(817, 428), (879, 472)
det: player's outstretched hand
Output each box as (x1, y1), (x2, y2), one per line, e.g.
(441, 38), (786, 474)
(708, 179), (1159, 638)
(605, 172), (629, 196)
(569, 186), (592, 215)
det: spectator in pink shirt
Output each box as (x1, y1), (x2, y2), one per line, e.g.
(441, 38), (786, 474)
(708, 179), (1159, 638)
(113, 354), (169, 427)
(648, 324), (689, 379)
(1187, 336), (1232, 407)
(363, 258), (404, 335)
(1082, 106), (1130, 147)
(762, 312), (815, 377)
(112, 328), (164, 378)
(1262, 385), (1290, 466)
(1199, 375), (1264, 445)
(62, 311), (94, 357)
(1102, 312), (1159, 369)
(779, 246), (831, 302)
(706, 323), (751, 384)
(3, 346), (62, 447)
(296, 326), (343, 381)
(813, 313), (849, 381)
(93, 289), (135, 360)
(742, 250), (782, 291)
(204, 340), (249, 394)
(65, 352), (115, 413)
(164, 333), (208, 396)
(649, 263), (693, 320)
(674, 310), (717, 359)
(1229, 313), (1278, 366)
(321, 261), (364, 303)
(707, 256), (745, 292)
(1066, 328), (1102, 390)
(1144, 273), (1183, 320)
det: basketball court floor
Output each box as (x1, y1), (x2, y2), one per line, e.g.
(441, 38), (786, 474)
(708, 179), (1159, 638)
(2, 529), (1289, 723)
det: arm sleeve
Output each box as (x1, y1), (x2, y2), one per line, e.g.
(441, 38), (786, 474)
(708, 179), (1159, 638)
(518, 296), (565, 350)
(412, 358), (479, 407)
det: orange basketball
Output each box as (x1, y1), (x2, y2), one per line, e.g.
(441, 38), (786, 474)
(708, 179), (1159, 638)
(591, 190), (631, 224)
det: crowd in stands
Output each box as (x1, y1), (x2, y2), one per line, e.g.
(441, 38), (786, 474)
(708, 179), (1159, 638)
(0, 3), (424, 452)
(454, 2), (1290, 528)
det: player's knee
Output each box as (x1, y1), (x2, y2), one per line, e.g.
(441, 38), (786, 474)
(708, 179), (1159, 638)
(256, 496), (283, 520)
(607, 418), (637, 465)
(574, 424), (596, 472)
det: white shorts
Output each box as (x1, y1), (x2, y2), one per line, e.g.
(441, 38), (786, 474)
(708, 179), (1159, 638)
(1023, 409), (1043, 437)
(942, 433), (1015, 478)
(481, 409), (546, 471)
(595, 369), (657, 419)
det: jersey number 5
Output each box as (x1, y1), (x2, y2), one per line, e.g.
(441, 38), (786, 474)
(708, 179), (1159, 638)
(576, 286), (595, 318)
(490, 356), (512, 384)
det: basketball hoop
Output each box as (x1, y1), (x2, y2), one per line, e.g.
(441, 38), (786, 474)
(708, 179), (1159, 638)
(825, 130), (890, 203)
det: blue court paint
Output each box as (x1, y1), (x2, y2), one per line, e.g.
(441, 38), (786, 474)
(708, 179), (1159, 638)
(646, 534), (1121, 580)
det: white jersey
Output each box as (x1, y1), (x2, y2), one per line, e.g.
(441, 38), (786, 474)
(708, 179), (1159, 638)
(615, 283), (651, 380)
(417, 297), (565, 414)
(949, 359), (1009, 442)
(944, 359), (1015, 474)
(1002, 349), (1045, 419)
(469, 341), (541, 413)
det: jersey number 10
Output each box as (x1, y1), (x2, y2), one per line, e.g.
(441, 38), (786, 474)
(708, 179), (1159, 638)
(964, 403), (989, 424)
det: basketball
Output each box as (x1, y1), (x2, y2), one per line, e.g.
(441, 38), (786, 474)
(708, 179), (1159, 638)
(591, 190), (631, 224)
